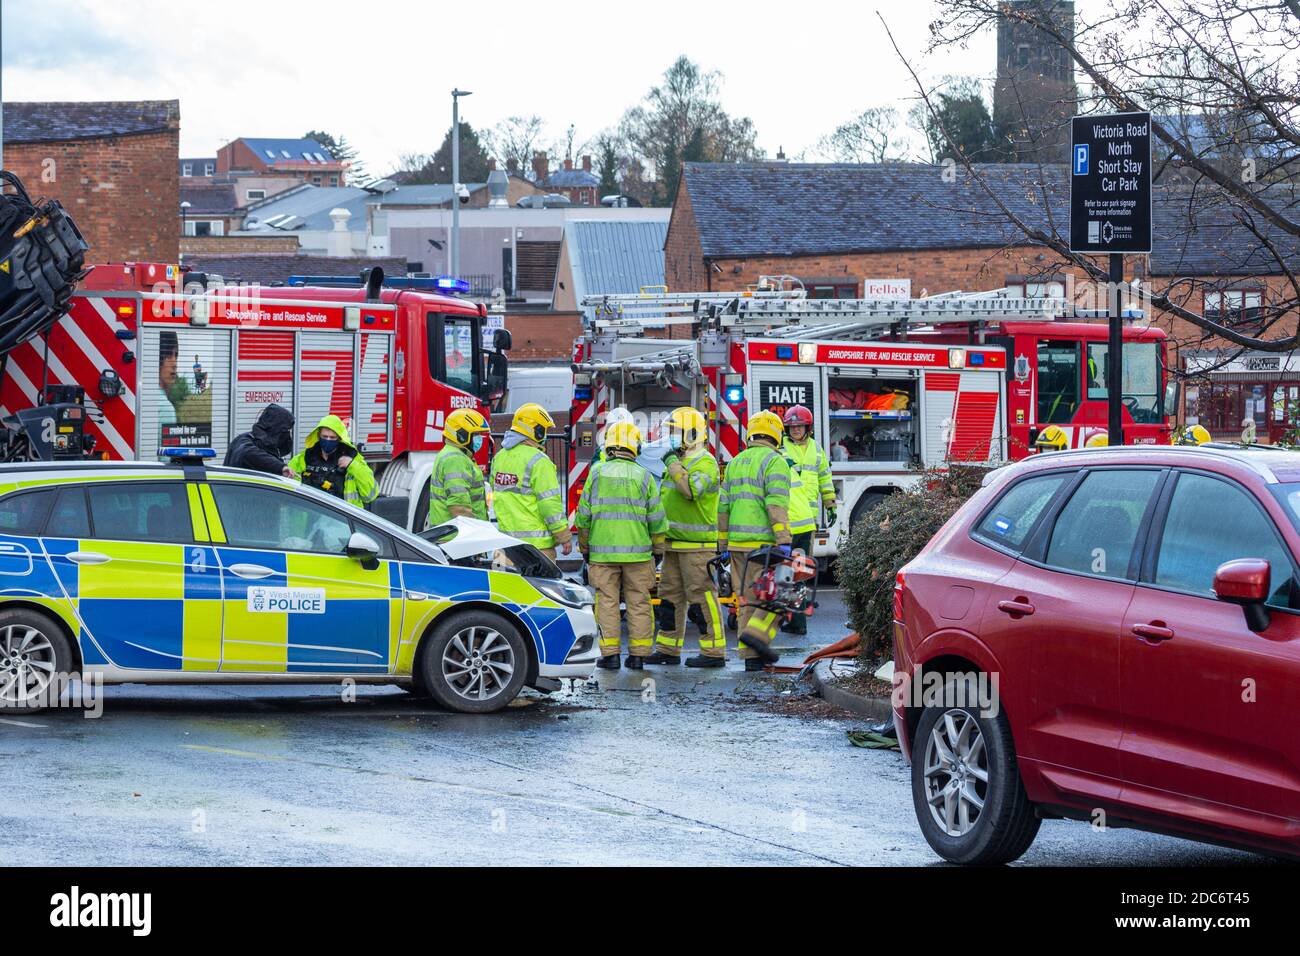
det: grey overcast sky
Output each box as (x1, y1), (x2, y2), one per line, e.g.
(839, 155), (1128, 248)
(2, 0), (997, 172)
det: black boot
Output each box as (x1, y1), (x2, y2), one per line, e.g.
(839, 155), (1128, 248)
(596, 655), (621, 670)
(782, 615), (807, 636)
(624, 655), (645, 670)
(744, 658), (767, 672)
(685, 654), (725, 668)
(738, 632), (780, 664)
(644, 651), (681, 665)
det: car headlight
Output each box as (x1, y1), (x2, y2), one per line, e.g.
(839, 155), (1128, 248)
(529, 576), (594, 609)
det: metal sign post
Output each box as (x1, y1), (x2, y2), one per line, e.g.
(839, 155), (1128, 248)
(1070, 111), (1153, 447)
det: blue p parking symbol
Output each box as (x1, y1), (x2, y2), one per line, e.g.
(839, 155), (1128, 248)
(1073, 144), (1089, 175)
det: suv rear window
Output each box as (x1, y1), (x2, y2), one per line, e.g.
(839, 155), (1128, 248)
(974, 473), (1068, 551)
(1045, 469), (1160, 579)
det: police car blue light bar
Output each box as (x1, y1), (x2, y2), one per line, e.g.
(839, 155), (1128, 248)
(435, 276), (471, 294)
(160, 447), (217, 465)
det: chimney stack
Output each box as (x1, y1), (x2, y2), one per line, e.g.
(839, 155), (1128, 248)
(532, 151), (549, 183)
(506, 157), (519, 174)
(487, 158), (496, 171)
(564, 158), (573, 171)
(327, 207), (352, 257)
(582, 154), (592, 172)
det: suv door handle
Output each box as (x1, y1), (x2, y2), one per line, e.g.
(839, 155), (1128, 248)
(1132, 623), (1175, 643)
(66, 551), (111, 565)
(229, 563), (276, 580)
(997, 599), (1035, 617)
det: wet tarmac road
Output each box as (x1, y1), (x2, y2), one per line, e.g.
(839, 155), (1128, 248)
(0, 590), (1265, 866)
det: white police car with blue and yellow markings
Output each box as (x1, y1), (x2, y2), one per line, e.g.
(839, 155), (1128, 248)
(0, 453), (597, 714)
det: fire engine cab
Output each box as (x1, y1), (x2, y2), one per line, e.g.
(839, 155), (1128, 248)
(0, 262), (510, 530)
(570, 281), (1173, 557)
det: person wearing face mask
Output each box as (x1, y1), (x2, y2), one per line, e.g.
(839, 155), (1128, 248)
(288, 414), (378, 508)
(427, 408), (490, 526)
(224, 404), (296, 476)
(644, 406), (726, 669)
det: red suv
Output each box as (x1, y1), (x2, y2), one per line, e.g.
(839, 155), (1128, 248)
(894, 444), (1300, 864)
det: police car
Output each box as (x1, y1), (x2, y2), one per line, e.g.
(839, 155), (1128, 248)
(0, 451), (597, 714)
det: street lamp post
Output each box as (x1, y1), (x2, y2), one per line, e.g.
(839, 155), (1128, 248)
(450, 88), (472, 279)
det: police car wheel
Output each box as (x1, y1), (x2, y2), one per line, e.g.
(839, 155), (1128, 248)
(420, 611), (528, 714)
(0, 609), (73, 712)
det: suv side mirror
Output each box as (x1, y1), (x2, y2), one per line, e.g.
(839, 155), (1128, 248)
(1213, 558), (1270, 632)
(346, 530), (382, 571)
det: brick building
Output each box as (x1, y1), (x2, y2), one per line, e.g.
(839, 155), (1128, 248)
(3, 100), (181, 264)
(667, 161), (1300, 435)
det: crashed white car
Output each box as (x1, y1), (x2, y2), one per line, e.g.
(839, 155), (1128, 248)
(0, 460), (598, 715)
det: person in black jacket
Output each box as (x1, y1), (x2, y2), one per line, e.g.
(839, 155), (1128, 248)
(224, 404), (295, 476)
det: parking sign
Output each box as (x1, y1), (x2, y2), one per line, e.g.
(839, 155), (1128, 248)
(1069, 111), (1152, 254)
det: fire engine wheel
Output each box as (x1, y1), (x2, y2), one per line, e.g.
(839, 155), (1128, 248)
(419, 610), (528, 714)
(849, 491), (889, 532)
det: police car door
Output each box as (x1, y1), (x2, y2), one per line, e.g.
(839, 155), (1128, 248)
(201, 480), (395, 675)
(43, 479), (223, 672)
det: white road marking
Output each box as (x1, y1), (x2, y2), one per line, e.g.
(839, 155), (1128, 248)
(0, 718), (47, 728)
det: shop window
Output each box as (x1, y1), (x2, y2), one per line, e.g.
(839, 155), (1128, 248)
(827, 371), (916, 464)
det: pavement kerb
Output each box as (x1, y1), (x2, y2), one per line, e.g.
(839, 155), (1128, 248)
(810, 659), (893, 720)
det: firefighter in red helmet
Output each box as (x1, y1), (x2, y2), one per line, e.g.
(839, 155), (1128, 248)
(779, 404), (836, 636)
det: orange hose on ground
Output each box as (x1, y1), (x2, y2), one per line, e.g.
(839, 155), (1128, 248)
(766, 633), (861, 674)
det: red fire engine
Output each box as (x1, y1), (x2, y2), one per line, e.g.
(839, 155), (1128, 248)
(0, 262), (510, 530)
(569, 282), (1173, 557)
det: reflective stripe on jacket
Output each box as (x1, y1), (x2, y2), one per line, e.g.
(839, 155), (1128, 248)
(719, 446), (791, 546)
(661, 450), (719, 547)
(490, 441), (568, 548)
(782, 437), (832, 533)
(428, 445), (487, 525)
(575, 456), (668, 563)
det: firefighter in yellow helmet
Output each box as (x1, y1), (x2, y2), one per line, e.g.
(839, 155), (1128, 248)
(1177, 424), (1212, 446)
(644, 406), (727, 669)
(719, 410), (792, 672)
(1034, 425), (1069, 453)
(427, 408), (490, 527)
(576, 419), (668, 670)
(490, 403), (571, 560)
(1084, 431), (1109, 448)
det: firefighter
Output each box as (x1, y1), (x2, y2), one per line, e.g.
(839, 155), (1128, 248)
(288, 415), (378, 508)
(427, 408), (490, 526)
(1034, 425), (1069, 453)
(576, 420), (667, 671)
(1176, 424), (1212, 446)
(779, 404), (836, 636)
(490, 403), (571, 560)
(644, 406), (726, 669)
(224, 403), (295, 476)
(719, 410), (792, 672)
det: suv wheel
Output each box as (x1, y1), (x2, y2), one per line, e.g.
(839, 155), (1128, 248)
(420, 610), (528, 714)
(911, 676), (1040, 864)
(0, 609), (73, 713)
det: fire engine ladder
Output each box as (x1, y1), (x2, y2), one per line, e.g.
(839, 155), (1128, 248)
(580, 287), (1144, 338)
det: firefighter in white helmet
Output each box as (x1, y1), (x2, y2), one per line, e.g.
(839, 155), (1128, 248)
(644, 406), (727, 668)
